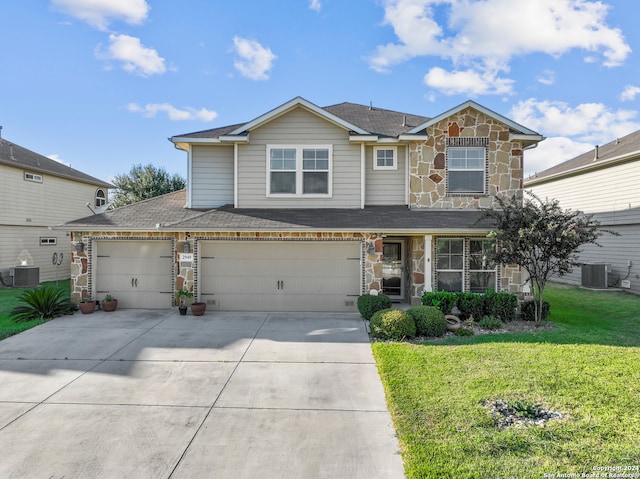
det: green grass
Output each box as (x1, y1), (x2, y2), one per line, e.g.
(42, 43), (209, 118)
(373, 283), (640, 479)
(0, 280), (70, 340)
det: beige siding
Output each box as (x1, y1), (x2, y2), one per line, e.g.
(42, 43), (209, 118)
(527, 160), (640, 214)
(0, 163), (104, 226)
(191, 145), (234, 208)
(237, 107), (361, 208)
(365, 145), (406, 205)
(0, 225), (71, 282)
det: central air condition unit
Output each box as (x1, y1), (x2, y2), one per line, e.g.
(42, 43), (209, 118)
(581, 263), (610, 289)
(10, 266), (40, 288)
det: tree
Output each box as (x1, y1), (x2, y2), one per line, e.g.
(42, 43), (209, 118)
(109, 164), (186, 208)
(481, 192), (612, 322)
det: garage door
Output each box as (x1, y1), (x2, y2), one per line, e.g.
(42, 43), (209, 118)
(200, 241), (361, 312)
(95, 240), (173, 309)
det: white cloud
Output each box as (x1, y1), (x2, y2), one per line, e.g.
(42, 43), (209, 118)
(47, 154), (71, 167)
(309, 0), (322, 12)
(621, 85), (640, 102)
(510, 98), (640, 175)
(232, 36), (277, 81)
(369, 0), (630, 95)
(536, 70), (555, 86)
(424, 66), (514, 96)
(97, 34), (166, 77)
(51, 0), (149, 31)
(127, 103), (218, 121)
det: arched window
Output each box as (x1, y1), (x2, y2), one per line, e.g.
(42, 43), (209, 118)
(95, 189), (106, 207)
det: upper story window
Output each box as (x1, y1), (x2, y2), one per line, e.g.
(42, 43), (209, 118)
(267, 145), (332, 197)
(95, 189), (107, 207)
(24, 172), (43, 183)
(373, 147), (397, 170)
(447, 147), (486, 194)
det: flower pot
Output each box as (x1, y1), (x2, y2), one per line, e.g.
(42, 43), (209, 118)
(178, 306), (188, 316)
(79, 301), (96, 314)
(190, 302), (206, 316)
(102, 299), (118, 312)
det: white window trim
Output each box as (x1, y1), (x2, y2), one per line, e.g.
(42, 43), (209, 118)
(95, 189), (107, 207)
(266, 144), (333, 198)
(435, 237), (498, 293)
(446, 146), (486, 195)
(40, 237), (57, 245)
(24, 172), (43, 183)
(373, 146), (398, 171)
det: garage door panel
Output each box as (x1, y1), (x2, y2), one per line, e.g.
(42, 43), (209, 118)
(200, 241), (361, 312)
(95, 240), (172, 309)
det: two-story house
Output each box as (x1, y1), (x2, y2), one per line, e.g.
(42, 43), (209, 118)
(59, 97), (543, 311)
(1, 137), (111, 286)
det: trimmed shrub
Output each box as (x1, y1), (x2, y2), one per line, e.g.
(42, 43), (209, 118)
(370, 309), (416, 341)
(478, 315), (504, 330)
(456, 293), (485, 321)
(357, 294), (392, 320)
(10, 285), (77, 322)
(487, 292), (519, 322)
(421, 291), (457, 314)
(521, 300), (551, 321)
(454, 327), (474, 336)
(407, 305), (447, 337)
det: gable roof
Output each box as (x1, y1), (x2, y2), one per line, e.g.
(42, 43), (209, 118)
(525, 129), (640, 185)
(407, 100), (540, 136)
(171, 97), (431, 142)
(0, 138), (112, 187)
(57, 189), (493, 232)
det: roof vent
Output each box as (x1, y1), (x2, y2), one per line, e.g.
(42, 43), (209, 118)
(402, 115), (407, 127)
(616, 138), (620, 145)
(593, 145), (599, 161)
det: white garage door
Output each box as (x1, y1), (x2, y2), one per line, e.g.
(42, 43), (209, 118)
(200, 241), (361, 312)
(95, 240), (173, 309)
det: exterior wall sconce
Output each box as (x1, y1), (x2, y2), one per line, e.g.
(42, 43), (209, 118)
(75, 241), (85, 253)
(367, 241), (376, 255)
(183, 242), (191, 253)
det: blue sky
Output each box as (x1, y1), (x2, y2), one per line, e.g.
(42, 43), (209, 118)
(1, 0), (638, 183)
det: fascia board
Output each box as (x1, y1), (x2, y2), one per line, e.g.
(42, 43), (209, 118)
(229, 97), (369, 135)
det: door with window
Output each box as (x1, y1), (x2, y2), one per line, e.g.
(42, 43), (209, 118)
(382, 241), (404, 299)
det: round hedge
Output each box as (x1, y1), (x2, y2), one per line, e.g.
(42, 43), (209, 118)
(370, 308), (416, 341)
(407, 305), (447, 337)
(357, 294), (392, 320)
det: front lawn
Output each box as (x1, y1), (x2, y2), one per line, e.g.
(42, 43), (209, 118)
(373, 283), (640, 478)
(0, 280), (70, 340)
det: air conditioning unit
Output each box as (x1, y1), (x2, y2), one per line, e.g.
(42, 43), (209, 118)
(10, 266), (40, 288)
(581, 263), (610, 289)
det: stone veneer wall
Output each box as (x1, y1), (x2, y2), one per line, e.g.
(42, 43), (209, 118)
(410, 107), (524, 208)
(69, 230), (385, 304)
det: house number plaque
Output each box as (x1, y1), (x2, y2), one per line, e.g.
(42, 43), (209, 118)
(178, 253), (194, 262)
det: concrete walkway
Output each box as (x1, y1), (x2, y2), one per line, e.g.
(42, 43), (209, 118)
(0, 309), (405, 478)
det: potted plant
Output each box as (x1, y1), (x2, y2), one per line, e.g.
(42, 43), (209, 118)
(101, 294), (118, 312)
(176, 289), (193, 316)
(79, 297), (96, 314)
(190, 300), (206, 316)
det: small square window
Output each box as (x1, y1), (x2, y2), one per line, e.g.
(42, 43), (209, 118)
(373, 147), (397, 170)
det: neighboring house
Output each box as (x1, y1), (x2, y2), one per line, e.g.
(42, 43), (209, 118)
(59, 97), (543, 311)
(0, 138), (111, 285)
(525, 130), (640, 295)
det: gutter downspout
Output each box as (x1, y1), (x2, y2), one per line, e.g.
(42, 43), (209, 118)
(360, 142), (365, 209)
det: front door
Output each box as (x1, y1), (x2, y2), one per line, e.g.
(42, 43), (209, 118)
(382, 241), (404, 299)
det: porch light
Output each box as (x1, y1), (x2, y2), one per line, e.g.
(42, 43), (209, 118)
(367, 242), (376, 254)
(183, 242), (191, 253)
(76, 241), (84, 253)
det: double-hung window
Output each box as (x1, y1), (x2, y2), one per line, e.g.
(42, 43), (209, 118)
(469, 239), (497, 293)
(268, 145), (331, 196)
(436, 238), (464, 292)
(435, 237), (497, 293)
(447, 147), (485, 194)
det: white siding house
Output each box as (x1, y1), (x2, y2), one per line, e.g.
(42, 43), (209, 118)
(525, 130), (640, 294)
(0, 139), (111, 284)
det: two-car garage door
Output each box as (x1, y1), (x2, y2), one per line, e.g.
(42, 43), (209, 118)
(200, 241), (361, 312)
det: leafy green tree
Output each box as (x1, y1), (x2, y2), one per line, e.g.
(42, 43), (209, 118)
(109, 164), (186, 208)
(481, 192), (612, 322)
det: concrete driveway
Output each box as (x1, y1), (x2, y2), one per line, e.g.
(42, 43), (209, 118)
(0, 309), (405, 478)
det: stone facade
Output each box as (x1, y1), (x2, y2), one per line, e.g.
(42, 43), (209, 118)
(410, 107), (524, 208)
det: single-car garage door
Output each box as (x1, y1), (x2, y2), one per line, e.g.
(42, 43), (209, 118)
(200, 241), (361, 312)
(95, 240), (173, 309)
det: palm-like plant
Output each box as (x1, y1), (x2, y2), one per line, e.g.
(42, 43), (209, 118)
(10, 285), (77, 322)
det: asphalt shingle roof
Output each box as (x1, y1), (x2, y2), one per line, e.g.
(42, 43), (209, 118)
(0, 138), (112, 187)
(526, 129), (640, 182)
(60, 190), (493, 232)
(173, 103), (430, 140)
